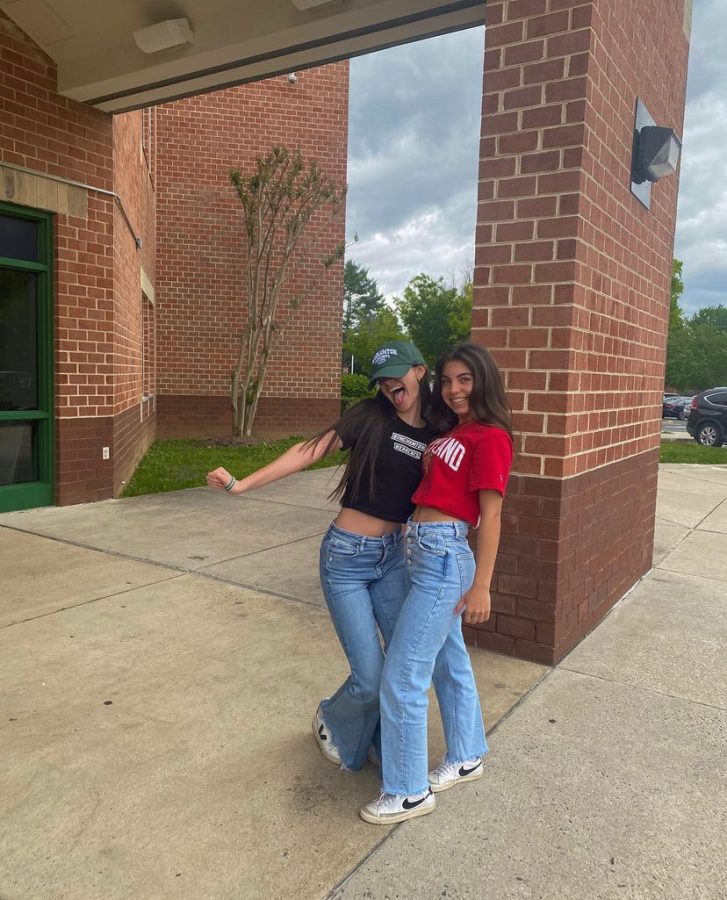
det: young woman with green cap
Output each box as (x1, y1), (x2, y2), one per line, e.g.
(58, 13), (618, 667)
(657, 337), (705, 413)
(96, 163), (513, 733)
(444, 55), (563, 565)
(207, 341), (437, 771)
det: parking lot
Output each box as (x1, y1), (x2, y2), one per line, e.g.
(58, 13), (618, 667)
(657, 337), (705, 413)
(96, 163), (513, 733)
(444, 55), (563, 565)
(661, 418), (690, 437)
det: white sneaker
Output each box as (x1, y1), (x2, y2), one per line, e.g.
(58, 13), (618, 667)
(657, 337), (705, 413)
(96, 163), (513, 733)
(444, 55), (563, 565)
(360, 789), (435, 825)
(428, 757), (483, 793)
(312, 705), (341, 765)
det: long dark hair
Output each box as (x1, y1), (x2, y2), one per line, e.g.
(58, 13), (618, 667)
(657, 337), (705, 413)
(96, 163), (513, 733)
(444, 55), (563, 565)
(430, 342), (513, 437)
(305, 374), (432, 504)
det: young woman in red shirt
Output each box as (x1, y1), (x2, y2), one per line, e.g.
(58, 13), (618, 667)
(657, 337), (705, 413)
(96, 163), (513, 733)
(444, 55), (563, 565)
(360, 342), (514, 824)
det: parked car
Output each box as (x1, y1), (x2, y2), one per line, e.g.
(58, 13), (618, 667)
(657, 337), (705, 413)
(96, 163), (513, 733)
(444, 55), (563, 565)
(662, 395), (692, 420)
(686, 388), (727, 446)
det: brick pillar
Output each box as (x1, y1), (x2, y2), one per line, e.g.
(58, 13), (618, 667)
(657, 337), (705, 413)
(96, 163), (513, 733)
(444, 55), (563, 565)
(471, 0), (690, 663)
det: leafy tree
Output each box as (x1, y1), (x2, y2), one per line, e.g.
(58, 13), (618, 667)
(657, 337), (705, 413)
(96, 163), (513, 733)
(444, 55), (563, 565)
(689, 305), (727, 332)
(686, 322), (727, 388)
(665, 259), (727, 391)
(669, 259), (685, 330)
(395, 273), (472, 369)
(450, 279), (473, 342)
(228, 147), (345, 436)
(343, 260), (384, 332)
(341, 261), (406, 374)
(665, 325), (696, 392)
(343, 305), (406, 376)
(340, 372), (375, 412)
(665, 259), (688, 389)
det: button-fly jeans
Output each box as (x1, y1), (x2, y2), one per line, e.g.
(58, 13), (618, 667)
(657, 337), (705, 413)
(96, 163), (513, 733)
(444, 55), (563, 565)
(319, 522), (408, 770)
(380, 519), (488, 796)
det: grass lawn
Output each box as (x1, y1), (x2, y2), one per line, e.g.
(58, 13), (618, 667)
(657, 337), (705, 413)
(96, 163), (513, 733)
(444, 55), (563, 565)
(122, 435), (726, 498)
(122, 438), (346, 497)
(659, 441), (727, 464)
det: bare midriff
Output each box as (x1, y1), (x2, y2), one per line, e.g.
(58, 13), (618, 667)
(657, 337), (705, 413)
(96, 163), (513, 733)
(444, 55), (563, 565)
(411, 505), (459, 523)
(335, 507), (402, 537)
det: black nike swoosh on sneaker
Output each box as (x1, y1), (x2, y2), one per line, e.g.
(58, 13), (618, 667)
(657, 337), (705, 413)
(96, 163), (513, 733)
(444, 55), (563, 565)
(402, 791), (431, 810)
(458, 761), (482, 777)
(318, 726), (327, 742)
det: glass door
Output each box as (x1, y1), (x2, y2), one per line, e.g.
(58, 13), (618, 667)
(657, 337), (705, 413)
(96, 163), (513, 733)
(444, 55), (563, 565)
(0, 204), (53, 512)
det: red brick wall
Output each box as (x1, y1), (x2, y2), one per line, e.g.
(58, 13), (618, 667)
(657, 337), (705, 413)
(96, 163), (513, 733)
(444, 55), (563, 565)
(0, 13), (113, 188)
(1, 13), (157, 503)
(473, 0), (689, 662)
(110, 111), (157, 491)
(55, 416), (113, 506)
(154, 65), (349, 438)
(156, 395), (340, 440)
(1, 12), (113, 503)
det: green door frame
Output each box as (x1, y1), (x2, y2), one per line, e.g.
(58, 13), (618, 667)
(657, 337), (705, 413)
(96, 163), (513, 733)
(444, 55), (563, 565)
(0, 201), (54, 512)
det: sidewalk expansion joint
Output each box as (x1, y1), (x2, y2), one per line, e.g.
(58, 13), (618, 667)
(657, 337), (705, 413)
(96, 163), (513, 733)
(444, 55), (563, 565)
(0, 572), (183, 630)
(0, 523), (330, 614)
(556, 666), (726, 712)
(692, 494), (727, 530)
(193, 528), (328, 568)
(326, 664), (557, 900)
(236, 494), (338, 514)
(655, 564), (727, 586)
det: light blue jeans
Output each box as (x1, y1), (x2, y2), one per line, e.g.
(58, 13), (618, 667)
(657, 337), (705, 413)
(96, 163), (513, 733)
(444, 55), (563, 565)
(380, 519), (488, 795)
(319, 522), (408, 770)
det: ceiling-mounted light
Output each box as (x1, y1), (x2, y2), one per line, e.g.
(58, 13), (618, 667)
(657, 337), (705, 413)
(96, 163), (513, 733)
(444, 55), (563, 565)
(291, 0), (338, 10)
(133, 18), (194, 54)
(630, 98), (682, 210)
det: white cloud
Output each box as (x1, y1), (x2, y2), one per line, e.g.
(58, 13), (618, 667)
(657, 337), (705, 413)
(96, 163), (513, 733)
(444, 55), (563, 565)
(346, 4), (726, 317)
(346, 26), (484, 296)
(353, 207), (474, 300)
(675, 0), (727, 314)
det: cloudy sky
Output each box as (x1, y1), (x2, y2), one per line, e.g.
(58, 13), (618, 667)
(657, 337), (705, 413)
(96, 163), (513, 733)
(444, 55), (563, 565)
(345, 0), (726, 316)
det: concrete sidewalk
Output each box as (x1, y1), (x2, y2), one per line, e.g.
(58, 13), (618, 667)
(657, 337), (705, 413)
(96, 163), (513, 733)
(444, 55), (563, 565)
(1, 464), (725, 899)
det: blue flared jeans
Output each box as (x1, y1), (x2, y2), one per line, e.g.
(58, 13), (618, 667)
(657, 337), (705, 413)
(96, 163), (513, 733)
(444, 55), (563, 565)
(379, 519), (488, 796)
(319, 522), (408, 770)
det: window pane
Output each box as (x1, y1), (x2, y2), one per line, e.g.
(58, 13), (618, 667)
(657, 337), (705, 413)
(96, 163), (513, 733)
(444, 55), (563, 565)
(0, 270), (38, 410)
(0, 421), (38, 485)
(0, 214), (39, 262)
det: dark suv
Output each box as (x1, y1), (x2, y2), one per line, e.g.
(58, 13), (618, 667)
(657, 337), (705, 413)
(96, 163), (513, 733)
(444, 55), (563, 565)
(686, 388), (727, 447)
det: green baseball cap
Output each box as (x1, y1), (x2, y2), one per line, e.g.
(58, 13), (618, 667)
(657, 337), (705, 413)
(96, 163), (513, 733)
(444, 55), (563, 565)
(368, 341), (426, 388)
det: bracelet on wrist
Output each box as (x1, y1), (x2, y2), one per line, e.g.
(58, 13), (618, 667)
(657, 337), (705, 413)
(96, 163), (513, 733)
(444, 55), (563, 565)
(224, 476), (237, 493)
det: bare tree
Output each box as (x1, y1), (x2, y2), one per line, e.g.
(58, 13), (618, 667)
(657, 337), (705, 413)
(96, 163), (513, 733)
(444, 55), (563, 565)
(229, 146), (345, 437)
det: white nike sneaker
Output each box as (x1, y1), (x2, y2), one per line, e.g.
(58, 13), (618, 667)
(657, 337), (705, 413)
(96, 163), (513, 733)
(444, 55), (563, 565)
(428, 757), (483, 793)
(360, 789), (435, 825)
(312, 705), (341, 765)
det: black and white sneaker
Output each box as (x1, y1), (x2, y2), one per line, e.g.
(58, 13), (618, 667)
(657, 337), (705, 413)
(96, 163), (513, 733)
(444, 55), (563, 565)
(428, 757), (483, 793)
(360, 789), (435, 825)
(312, 705), (341, 765)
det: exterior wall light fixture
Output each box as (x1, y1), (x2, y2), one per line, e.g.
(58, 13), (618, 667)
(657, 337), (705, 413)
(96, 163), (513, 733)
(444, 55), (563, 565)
(630, 98), (682, 209)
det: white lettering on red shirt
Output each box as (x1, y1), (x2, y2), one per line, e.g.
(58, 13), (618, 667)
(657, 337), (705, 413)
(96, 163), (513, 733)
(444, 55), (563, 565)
(426, 435), (466, 472)
(413, 422), (513, 526)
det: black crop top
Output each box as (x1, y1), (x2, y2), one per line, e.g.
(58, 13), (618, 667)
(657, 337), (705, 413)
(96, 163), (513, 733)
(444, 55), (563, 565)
(337, 411), (436, 523)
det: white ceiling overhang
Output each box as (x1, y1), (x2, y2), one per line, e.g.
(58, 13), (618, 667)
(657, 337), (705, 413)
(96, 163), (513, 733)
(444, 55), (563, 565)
(0, 0), (486, 113)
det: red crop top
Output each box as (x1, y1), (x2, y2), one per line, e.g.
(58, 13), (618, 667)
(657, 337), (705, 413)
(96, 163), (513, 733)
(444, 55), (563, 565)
(411, 422), (513, 526)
